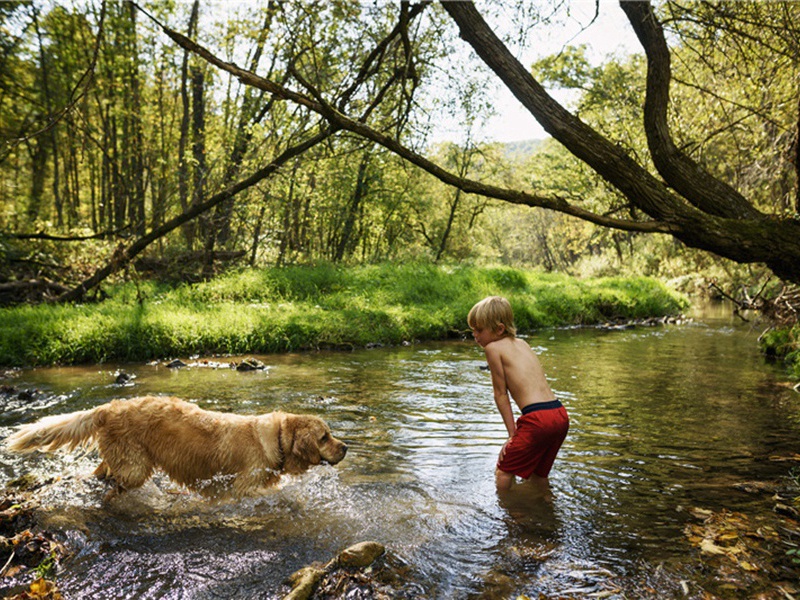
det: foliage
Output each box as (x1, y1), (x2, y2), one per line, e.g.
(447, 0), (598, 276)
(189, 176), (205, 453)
(759, 324), (800, 380)
(523, 12), (800, 290)
(663, 1), (799, 216)
(0, 264), (687, 366)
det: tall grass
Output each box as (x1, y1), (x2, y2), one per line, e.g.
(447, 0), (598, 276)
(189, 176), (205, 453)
(0, 263), (688, 366)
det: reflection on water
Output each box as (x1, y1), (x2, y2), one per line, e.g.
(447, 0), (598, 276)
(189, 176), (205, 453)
(1, 302), (797, 598)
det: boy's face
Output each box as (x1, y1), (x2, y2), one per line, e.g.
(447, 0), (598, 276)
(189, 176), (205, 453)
(471, 324), (505, 348)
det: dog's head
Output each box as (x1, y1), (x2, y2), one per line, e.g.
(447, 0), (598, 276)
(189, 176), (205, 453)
(280, 414), (347, 475)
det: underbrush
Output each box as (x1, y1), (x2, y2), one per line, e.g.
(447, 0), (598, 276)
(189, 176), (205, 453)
(760, 325), (800, 380)
(0, 263), (688, 366)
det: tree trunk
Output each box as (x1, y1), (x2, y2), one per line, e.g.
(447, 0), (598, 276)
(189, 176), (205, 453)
(211, 1), (280, 252)
(125, 0), (146, 236)
(178, 0), (200, 249)
(33, 10), (62, 227)
(26, 138), (47, 221)
(440, 1), (800, 283)
(334, 152), (371, 262)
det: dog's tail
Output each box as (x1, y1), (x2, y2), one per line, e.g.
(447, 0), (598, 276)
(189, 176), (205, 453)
(5, 408), (98, 454)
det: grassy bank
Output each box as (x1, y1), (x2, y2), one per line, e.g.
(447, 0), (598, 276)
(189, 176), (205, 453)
(760, 325), (800, 380)
(0, 263), (688, 367)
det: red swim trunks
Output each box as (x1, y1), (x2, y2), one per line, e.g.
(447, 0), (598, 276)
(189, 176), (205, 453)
(497, 400), (569, 479)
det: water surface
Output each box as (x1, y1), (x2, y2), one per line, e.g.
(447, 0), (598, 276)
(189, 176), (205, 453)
(0, 303), (797, 598)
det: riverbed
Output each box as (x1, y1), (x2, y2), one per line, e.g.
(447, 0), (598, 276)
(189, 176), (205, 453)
(1, 303), (798, 598)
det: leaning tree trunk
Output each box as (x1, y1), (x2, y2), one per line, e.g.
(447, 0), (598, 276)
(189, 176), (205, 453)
(440, 1), (800, 284)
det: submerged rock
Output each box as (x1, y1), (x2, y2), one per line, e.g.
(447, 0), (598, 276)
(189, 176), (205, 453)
(284, 566), (326, 600)
(114, 371), (134, 385)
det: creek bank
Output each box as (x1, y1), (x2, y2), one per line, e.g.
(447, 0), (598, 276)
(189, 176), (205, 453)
(0, 479), (69, 600)
(147, 317), (694, 373)
(0, 265), (690, 367)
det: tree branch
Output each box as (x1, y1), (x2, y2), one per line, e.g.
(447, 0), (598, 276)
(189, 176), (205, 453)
(620, 0), (762, 220)
(440, 1), (695, 225)
(4, 226), (130, 242)
(139, 0), (800, 284)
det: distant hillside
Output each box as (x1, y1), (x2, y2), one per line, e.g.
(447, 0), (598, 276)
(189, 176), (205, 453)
(502, 138), (547, 162)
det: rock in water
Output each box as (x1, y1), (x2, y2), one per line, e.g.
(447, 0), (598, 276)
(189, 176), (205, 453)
(284, 566), (326, 600)
(337, 541), (386, 568)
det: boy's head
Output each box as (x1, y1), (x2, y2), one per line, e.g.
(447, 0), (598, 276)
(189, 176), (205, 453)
(467, 296), (517, 338)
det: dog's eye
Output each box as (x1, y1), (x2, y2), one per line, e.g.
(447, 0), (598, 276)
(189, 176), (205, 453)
(321, 432), (329, 442)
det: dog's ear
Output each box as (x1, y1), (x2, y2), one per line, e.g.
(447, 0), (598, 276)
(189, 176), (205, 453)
(282, 415), (322, 473)
(293, 419), (322, 465)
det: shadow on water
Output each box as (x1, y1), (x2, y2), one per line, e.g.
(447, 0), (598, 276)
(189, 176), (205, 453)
(1, 301), (798, 598)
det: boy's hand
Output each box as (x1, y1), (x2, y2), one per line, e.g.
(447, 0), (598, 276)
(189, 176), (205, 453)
(500, 437), (512, 459)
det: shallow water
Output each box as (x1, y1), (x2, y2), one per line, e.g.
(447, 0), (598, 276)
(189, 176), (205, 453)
(1, 303), (798, 598)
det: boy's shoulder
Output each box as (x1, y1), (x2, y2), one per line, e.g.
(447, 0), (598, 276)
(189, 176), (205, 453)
(487, 335), (527, 354)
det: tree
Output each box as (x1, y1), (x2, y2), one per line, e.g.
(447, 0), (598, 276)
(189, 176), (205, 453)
(50, 0), (434, 299)
(5, 1), (800, 303)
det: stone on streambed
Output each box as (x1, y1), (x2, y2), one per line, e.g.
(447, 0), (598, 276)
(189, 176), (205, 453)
(335, 541), (385, 568)
(283, 541), (386, 600)
(235, 357), (266, 371)
(284, 566), (326, 600)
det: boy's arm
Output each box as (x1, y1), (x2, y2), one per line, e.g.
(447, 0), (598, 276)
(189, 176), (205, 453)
(485, 344), (516, 437)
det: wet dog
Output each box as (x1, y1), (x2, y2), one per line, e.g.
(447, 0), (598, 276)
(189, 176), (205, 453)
(5, 395), (347, 500)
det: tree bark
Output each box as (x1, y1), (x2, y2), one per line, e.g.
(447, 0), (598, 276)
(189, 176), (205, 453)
(334, 152), (371, 262)
(177, 0), (200, 249)
(619, 1), (761, 220)
(125, 0), (146, 236)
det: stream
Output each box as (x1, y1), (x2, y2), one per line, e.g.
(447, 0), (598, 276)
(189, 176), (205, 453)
(1, 302), (798, 598)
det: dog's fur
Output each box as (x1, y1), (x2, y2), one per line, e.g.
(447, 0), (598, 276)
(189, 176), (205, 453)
(5, 396), (347, 499)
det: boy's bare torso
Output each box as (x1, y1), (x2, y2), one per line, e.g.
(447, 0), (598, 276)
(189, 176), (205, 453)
(486, 336), (555, 410)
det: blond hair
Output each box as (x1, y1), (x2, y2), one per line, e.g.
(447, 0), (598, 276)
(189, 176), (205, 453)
(467, 296), (516, 337)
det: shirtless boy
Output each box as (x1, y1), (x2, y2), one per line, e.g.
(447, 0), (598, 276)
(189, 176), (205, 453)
(468, 296), (569, 492)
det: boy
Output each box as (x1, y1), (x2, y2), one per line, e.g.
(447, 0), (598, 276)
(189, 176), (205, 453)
(467, 296), (569, 492)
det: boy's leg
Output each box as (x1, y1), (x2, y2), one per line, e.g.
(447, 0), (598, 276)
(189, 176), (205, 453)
(524, 473), (553, 502)
(495, 468), (515, 491)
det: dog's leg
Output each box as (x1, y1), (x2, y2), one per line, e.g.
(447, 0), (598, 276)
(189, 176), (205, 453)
(113, 462), (154, 491)
(93, 460), (113, 481)
(102, 481), (126, 503)
(100, 450), (154, 496)
(93, 460), (129, 503)
(232, 468), (280, 497)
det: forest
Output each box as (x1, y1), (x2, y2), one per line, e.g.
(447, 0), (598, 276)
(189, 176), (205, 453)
(0, 1), (798, 360)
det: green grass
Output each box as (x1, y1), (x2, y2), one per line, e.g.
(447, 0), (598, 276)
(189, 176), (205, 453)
(759, 325), (800, 380)
(0, 263), (689, 366)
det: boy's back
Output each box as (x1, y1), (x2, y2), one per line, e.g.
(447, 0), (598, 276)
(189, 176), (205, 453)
(485, 336), (555, 410)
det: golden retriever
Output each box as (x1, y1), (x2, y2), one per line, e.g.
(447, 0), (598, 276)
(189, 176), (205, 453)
(5, 395), (347, 500)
